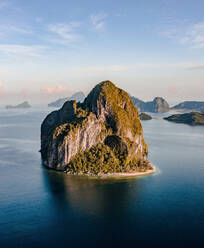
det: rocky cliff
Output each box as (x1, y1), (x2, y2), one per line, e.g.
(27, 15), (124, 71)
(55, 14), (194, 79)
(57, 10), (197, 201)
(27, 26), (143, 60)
(41, 81), (151, 175)
(140, 113), (152, 120)
(172, 101), (204, 112)
(164, 112), (204, 126)
(131, 96), (170, 113)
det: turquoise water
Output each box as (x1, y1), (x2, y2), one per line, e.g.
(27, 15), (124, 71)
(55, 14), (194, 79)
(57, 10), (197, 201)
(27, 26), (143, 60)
(0, 107), (204, 247)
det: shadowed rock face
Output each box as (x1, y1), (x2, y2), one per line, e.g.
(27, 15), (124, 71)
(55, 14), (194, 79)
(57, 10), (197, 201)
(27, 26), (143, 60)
(140, 113), (152, 120)
(41, 81), (149, 174)
(164, 112), (204, 126)
(131, 96), (169, 113)
(171, 101), (204, 112)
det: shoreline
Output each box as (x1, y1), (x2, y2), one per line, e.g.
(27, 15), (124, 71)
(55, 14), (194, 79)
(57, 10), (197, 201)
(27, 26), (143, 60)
(65, 165), (156, 179)
(97, 165), (156, 179)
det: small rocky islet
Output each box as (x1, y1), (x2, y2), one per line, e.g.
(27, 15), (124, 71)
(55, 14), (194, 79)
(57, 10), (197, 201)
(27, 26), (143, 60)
(6, 101), (31, 109)
(140, 112), (152, 120)
(164, 112), (204, 126)
(40, 81), (153, 177)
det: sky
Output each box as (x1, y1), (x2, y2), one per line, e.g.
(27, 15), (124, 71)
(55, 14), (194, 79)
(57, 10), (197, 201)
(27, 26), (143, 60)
(0, 0), (204, 105)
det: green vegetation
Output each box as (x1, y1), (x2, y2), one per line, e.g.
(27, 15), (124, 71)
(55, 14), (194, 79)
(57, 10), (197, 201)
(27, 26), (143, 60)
(84, 81), (143, 136)
(41, 80), (150, 174)
(164, 112), (204, 126)
(140, 112), (152, 120)
(66, 143), (150, 175)
(53, 105), (89, 140)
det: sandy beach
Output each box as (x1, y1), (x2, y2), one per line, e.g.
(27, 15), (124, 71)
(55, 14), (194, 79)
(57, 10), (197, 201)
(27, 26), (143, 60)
(98, 165), (156, 179)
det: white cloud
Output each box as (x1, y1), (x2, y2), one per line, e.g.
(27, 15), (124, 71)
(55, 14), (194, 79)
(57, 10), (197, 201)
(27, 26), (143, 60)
(0, 1), (10, 9)
(90, 13), (107, 30)
(165, 21), (204, 49)
(0, 25), (31, 36)
(42, 85), (66, 95)
(74, 62), (204, 73)
(48, 22), (81, 44)
(184, 22), (204, 48)
(0, 44), (47, 57)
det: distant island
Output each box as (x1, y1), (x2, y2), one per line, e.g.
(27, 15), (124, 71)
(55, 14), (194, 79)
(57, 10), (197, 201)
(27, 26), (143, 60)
(6, 101), (31, 109)
(171, 101), (204, 112)
(131, 96), (170, 113)
(140, 112), (152, 120)
(41, 81), (154, 178)
(164, 112), (204, 126)
(48, 92), (85, 107)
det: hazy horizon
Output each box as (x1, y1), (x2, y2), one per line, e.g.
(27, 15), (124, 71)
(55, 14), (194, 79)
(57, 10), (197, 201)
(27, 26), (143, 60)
(0, 0), (204, 104)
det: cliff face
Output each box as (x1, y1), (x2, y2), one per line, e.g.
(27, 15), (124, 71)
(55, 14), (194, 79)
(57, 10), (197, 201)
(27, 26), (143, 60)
(140, 113), (152, 120)
(131, 96), (169, 113)
(164, 112), (204, 126)
(41, 81), (150, 175)
(172, 101), (204, 112)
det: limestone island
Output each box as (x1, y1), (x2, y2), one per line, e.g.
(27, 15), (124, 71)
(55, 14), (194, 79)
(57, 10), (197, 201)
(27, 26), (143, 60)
(164, 112), (204, 126)
(140, 112), (152, 120)
(171, 101), (204, 112)
(6, 101), (31, 109)
(131, 96), (170, 113)
(41, 81), (155, 178)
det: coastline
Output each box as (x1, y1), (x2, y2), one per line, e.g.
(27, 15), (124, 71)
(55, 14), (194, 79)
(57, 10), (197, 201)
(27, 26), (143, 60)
(95, 165), (156, 179)
(65, 165), (156, 179)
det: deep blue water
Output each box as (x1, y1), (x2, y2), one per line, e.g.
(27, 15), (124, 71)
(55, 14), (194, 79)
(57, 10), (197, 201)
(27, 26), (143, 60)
(0, 107), (204, 248)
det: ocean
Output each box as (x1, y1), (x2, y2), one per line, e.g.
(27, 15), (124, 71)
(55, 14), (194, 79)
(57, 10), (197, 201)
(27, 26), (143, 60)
(0, 107), (204, 248)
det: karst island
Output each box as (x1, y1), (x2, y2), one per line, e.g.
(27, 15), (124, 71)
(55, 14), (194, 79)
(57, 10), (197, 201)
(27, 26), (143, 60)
(40, 81), (155, 178)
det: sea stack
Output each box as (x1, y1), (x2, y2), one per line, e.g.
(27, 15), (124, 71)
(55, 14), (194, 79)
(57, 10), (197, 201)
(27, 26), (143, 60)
(41, 81), (152, 176)
(131, 96), (170, 113)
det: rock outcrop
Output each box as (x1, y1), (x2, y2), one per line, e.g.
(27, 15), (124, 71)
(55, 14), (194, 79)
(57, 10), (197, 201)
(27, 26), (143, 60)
(41, 81), (151, 175)
(171, 101), (204, 112)
(6, 101), (31, 109)
(131, 96), (170, 113)
(140, 113), (152, 120)
(164, 112), (204, 126)
(48, 92), (85, 107)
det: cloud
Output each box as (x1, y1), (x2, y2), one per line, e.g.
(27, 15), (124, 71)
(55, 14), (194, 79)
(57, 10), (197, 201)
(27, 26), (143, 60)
(69, 62), (204, 75)
(187, 65), (204, 70)
(165, 21), (204, 49)
(76, 62), (199, 72)
(0, 44), (47, 57)
(0, 1), (10, 9)
(0, 25), (32, 36)
(42, 85), (66, 95)
(184, 22), (204, 48)
(47, 22), (81, 44)
(90, 13), (107, 30)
